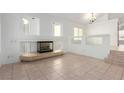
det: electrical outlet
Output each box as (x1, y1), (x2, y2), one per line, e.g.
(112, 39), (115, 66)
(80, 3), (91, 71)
(7, 55), (16, 63)
(8, 55), (14, 59)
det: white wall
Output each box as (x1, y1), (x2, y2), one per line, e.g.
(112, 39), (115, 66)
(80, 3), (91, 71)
(0, 13), (119, 64)
(0, 15), (1, 63)
(68, 35), (110, 59)
(67, 15), (117, 59)
(68, 37), (85, 55)
(95, 14), (108, 22)
(85, 19), (118, 46)
(0, 15), (1, 53)
(0, 13), (84, 64)
(83, 35), (110, 59)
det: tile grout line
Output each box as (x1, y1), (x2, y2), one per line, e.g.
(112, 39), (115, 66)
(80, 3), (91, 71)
(2, 53), (124, 80)
(120, 68), (124, 80)
(33, 64), (49, 80)
(110, 63), (124, 80)
(23, 64), (31, 80)
(33, 64), (48, 80)
(11, 64), (14, 80)
(99, 63), (112, 80)
(88, 63), (111, 80)
(76, 64), (99, 79)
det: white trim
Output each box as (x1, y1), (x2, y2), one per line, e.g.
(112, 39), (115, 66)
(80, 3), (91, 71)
(73, 27), (83, 41)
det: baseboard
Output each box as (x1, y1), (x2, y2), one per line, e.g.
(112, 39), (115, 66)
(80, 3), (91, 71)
(68, 52), (104, 61)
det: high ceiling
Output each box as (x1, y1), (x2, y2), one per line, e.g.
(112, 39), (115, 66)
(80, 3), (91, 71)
(5, 13), (124, 25)
(108, 13), (124, 24)
(49, 13), (106, 25)
(49, 13), (124, 25)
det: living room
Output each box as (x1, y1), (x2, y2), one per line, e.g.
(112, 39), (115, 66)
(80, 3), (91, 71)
(0, 13), (124, 80)
(1, 0), (124, 92)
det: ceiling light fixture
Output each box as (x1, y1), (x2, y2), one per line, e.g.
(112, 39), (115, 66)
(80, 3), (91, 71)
(89, 13), (96, 24)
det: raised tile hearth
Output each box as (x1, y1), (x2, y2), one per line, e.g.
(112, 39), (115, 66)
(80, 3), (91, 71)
(20, 50), (64, 62)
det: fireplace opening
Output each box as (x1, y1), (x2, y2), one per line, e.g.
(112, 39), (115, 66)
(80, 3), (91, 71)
(37, 41), (53, 53)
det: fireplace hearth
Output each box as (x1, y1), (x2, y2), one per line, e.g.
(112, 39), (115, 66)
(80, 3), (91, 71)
(37, 41), (53, 53)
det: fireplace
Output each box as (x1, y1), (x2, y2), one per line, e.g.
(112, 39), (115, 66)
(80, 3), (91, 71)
(37, 41), (53, 53)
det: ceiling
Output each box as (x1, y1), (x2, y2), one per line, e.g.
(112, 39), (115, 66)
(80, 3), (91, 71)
(108, 13), (124, 24)
(49, 13), (106, 25)
(6, 13), (124, 25)
(49, 13), (124, 25)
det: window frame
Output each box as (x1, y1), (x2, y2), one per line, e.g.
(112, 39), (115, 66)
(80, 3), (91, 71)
(119, 30), (124, 40)
(52, 22), (62, 37)
(22, 17), (40, 36)
(73, 27), (83, 41)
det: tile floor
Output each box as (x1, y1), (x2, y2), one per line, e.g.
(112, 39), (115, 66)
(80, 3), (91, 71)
(0, 53), (124, 80)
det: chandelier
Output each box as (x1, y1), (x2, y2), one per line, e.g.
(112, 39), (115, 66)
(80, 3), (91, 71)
(89, 13), (96, 24)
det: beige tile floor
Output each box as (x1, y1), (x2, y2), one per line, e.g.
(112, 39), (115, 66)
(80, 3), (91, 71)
(0, 53), (124, 80)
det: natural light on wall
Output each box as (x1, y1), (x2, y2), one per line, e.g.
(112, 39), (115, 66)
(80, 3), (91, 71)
(86, 37), (103, 45)
(53, 23), (61, 37)
(74, 27), (83, 40)
(22, 18), (30, 35)
(22, 18), (29, 24)
(22, 17), (40, 36)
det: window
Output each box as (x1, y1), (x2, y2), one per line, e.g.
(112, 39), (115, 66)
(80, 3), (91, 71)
(73, 27), (83, 40)
(119, 30), (124, 46)
(22, 17), (40, 35)
(119, 30), (124, 40)
(22, 18), (30, 35)
(53, 23), (61, 37)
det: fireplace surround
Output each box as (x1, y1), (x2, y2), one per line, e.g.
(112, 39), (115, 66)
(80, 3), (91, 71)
(37, 41), (53, 53)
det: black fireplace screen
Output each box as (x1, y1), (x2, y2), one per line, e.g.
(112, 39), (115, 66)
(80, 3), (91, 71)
(37, 41), (53, 53)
